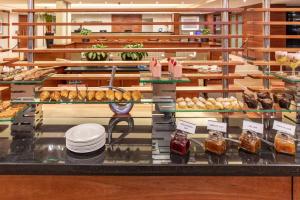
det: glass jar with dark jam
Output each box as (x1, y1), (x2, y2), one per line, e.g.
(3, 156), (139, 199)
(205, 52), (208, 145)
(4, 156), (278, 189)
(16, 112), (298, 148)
(170, 130), (191, 156)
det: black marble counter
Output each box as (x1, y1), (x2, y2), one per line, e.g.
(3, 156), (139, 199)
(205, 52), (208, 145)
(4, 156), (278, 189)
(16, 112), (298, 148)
(0, 116), (300, 176)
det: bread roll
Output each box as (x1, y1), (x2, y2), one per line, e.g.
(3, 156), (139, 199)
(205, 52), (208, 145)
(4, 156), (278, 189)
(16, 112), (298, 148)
(40, 91), (50, 101)
(87, 91), (95, 101)
(61, 90), (69, 99)
(95, 91), (105, 101)
(123, 91), (132, 101)
(50, 91), (61, 102)
(106, 90), (115, 101)
(178, 101), (187, 109)
(78, 90), (87, 101)
(132, 90), (142, 101)
(68, 91), (77, 100)
(115, 91), (123, 101)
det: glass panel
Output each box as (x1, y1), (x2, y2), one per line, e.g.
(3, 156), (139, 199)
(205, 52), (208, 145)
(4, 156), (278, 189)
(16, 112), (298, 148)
(140, 72), (190, 84)
(0, 73), (54, 85)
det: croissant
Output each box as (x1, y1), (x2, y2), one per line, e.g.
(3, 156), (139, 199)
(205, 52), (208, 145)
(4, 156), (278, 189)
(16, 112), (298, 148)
(40, 91), (50, 101)
(68, 91), (77, 100)
(123, 91), (132, 101)
(78, 90), (87, 101)
(106, 90), (115, 101)
(60, 90), (69, 99)
(50, 91), (61, 102)
(115, 91), (123, 101)
(132, 90), (142, 101)
(95, 91), (105, 101)
(87, 91), (95, 101)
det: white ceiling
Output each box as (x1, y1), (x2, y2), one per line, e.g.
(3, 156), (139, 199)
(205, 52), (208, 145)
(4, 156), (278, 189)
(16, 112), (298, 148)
(0, 0), (299, 9)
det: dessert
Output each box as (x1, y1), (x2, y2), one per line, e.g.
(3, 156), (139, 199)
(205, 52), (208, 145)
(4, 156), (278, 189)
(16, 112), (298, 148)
(68, 91), (78, 100)
(123, 91), (132, 101)
(239, 131), (261, 154)
(205, 131), (226, 155)
(187, 101), (195, 108)
(87, 91), (95, 101)
(40, 91), (50, 101)
(78, 90), (87, 101)
(178, 101), (187, 109)
(278, 97), (291, 109)
(196, 101), (206, 109)
(274, 132), (296, 155)
(95, 91), (105, 101)
(257, 92), (271, 99)
(243, 94), (258, 109)
(50, 91), (61, 102)
(61, 90), (69, 99)
(258, 98), (273, 109)
(132, 90), (142, 101)
(106, 90), (115, 101)
(115, 91), (123, 101)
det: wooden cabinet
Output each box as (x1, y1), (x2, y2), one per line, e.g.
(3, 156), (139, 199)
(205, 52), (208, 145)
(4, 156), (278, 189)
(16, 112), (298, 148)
(0, 176), (292, 200)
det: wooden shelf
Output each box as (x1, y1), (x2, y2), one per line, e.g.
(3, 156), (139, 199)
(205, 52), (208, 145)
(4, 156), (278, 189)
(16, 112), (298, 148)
(0, 36), (9, 39)
(49, 73), (245, 80)
(248, 48), (300, 52)
(248, 35), (300, 39)
(13, 21), (244, 26)
(247, 21), (300, 25)
(0, 87), (9, 92)
(13, 35), (244, 40)
(11, 60), (244, 67)
(0, 49), (9, 52)
(248, 61), (280, 66)
(247, 8), (300, 12)
(39, 86), (244, 93)
(12, 8), (244, 13)
(12, 47), (243, 53)
(247, 86), (285, 92)
(0, 23), (9, 26)
(247, 74), (277, 80)
(0, 57), (19, 66)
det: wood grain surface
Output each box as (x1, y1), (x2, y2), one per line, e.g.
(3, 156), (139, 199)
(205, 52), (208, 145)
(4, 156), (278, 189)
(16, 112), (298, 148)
(0, 176), (291, 200)
(294, 177), (300, 200)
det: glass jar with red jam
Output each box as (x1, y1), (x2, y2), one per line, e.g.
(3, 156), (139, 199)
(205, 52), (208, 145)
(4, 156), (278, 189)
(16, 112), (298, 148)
(170, 130), (191, 156)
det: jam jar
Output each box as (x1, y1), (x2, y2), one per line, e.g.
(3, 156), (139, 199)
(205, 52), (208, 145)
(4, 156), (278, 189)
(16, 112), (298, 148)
(274, 132), (296, 155)
(239, 131), (261, 154)
(170, 130), (191, 156)
(205, 131), (226, 155)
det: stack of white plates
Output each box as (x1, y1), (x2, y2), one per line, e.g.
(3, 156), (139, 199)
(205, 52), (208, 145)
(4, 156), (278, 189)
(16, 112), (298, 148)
(65, 124), (106, 153)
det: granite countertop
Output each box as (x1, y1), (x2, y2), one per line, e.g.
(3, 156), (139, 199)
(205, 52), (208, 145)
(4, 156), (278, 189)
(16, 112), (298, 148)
(0, 115), (300, 176)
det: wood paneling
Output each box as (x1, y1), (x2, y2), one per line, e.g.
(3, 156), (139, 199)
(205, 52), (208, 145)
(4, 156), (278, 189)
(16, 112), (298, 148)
(0, 176), (292, 200)
(294, 177), (300, 200)
(112, 15), (142, 33)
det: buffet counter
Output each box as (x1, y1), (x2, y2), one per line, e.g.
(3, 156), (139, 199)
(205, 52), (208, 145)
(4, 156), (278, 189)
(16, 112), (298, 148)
(0, 105), (299, 200)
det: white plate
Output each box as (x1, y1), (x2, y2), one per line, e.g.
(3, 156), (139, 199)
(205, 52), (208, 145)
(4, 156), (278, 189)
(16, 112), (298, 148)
(65, 123), (106, 143)
(66, 135), (106, 147)
(66, 139), (106, 153)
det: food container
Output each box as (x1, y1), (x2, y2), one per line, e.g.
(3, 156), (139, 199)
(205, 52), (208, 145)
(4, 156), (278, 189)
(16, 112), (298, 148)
(243, 94), (258, 109)
(170, 130), (191, 156)
(239, 131), (261, 154)
(274, 132), (296, 155)
(151, 60), (162, 78)
(173, 62), (183, 78)
(258, 98), (273, 110)
(168, 58), (175, 74)
(205, 131), (226, 155)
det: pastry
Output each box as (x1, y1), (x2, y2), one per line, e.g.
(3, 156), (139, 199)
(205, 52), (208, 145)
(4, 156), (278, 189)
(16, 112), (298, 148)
(207, 98), (216, 105)
(231, 101), (240, 110)
(132, 90), (142, 101)
(273, 93), (285, 103)
(68, 91), (78, 100)
(238, 101), (244, 109)
(243, 94), (258, 109)
(258, 98), (273, 109)
(95, 91), (105, 101)
(198, 97), (206, 103)
(50, 91), (61, 102)
(222, 102), (233, 110)
(87, 91), (95, 101)
(106, 90), (115, 101)
(78, 90), (87, 101)
(205, 131), (226, 155)
(205, 102), (215, 110)
(187, 101), (195, 109)
(176, 97), (184, 103)
(216, 97), (224, 102)
(40, 91), (50, 101)
(274, 132), (296, 155)
(257, 92), (271, 99)
(239, 131), (261, 154)
(279, 98), (291, 109)
(115, 91), (123, 101)
(192, 97), (199, 103)
(123, 91), (132, 101)
(185, 97), (192, 102)
(0, 101), (11, 111)
(196, 101), (206, 109)
(215, 102), (224, 110)
(178, 101), (187, 109)
(228, 96), (237, 102)
(60, 90), (69, 99)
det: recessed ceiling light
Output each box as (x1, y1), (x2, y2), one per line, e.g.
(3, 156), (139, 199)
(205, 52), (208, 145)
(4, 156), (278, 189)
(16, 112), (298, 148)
(155, 1), (159, 4)
(79, 1), (82, 4)
(243, 0), (247, 2)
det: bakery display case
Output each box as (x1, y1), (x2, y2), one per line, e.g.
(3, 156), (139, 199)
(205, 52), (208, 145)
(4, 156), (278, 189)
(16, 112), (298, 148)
(1, 0), (300, 199)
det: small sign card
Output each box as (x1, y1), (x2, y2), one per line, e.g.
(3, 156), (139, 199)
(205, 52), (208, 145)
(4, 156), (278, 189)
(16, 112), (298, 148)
(177, 120), (197, 134)
(273, 120), (296, 136)
(243, 120), (264, 135)
(207, 120), (227, 133)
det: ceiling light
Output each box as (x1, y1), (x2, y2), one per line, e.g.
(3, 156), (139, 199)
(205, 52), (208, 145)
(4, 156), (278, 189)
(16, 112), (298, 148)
(205, 0), (216, 3)
(79, 1), (82, 4)
(181, 1), (185, 4)
(130, 1), (133, 4)
(155, 1), (159, 4)
(243, 0), (247, 2)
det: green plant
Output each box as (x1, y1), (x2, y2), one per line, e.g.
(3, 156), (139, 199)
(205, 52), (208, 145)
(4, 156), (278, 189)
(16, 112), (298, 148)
(38, 13), (56, 22)
(80, 28), (92, 36)
(85, 44), (108, 61)
(121, 43), (148, 61)
(201, 28), (211, 35)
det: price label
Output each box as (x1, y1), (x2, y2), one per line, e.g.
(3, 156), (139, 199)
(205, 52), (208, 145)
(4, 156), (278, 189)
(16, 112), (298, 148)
(243, 120), (264, 134)
(207, 120), (227, 133)
(177, 120), (196, 134)
(273, 120), (296, 136)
